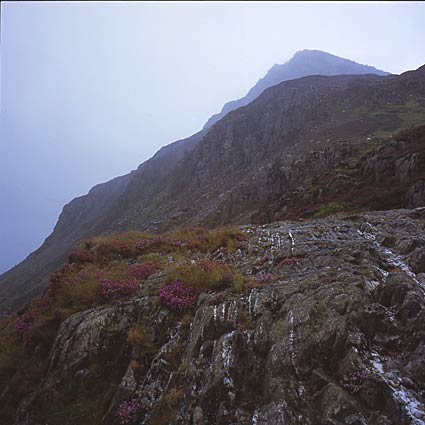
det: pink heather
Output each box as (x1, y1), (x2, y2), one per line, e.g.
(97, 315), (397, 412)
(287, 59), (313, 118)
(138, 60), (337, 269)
(159, 280), (196, 310)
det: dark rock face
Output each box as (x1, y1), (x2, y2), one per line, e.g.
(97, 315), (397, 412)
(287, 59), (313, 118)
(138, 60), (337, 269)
(12, 209), (425, 424)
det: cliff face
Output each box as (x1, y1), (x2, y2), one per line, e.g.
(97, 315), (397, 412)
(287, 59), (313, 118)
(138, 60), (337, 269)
(5, 208), (425, 425)
(115, 67), (425, 232)
(0, 62), (423, 315)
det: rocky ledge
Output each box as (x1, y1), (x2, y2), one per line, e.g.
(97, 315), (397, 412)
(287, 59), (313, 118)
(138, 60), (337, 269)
(10, 209), (425, 424)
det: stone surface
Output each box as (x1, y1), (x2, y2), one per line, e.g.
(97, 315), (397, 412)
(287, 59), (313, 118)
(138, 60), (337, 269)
(11, 209), (425, 425)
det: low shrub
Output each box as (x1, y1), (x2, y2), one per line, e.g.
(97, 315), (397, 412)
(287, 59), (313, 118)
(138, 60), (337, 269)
(127, 262), (158, 281)
(159, 281), (197, 311)
(51, 264), (103, 312)
(68, 250), (94, 265)
(99, 278), (139, 301)
(116, 397), (141, 425)
(166, 260), (243, 295)
(88, 232), (145, 262)
(127, 324), (156, 360)
(171, 227), (246, 253)
(15, 297), (51, 340)
(137, 236), (188, 253)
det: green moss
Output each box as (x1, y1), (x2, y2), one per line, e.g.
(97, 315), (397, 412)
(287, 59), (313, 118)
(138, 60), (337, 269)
(313, 202), (347, 218)
(348, 100), (425, 141)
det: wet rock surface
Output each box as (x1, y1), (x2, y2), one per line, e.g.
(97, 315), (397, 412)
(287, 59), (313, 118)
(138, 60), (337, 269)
(14, 209), (425, 424)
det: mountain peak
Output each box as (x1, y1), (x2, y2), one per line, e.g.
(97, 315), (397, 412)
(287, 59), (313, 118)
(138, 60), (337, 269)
(292, 48), (332, 57)
(204, 50), (389, 129)
(289, 49), (387, 74)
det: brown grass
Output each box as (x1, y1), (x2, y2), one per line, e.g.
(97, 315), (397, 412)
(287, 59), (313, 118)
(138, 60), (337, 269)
(165, 260), (244, 295)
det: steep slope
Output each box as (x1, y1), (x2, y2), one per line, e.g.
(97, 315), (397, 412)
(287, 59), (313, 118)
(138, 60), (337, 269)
(0, 64), (423, 315)
(203, 49), (389, 129)
(112, 66), (425, 233)
(1, 209), (425, 424)
(0, 130), (204, 315)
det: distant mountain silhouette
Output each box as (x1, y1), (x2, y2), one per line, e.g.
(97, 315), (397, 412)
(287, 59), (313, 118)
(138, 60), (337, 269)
(203, 49), (390, 129)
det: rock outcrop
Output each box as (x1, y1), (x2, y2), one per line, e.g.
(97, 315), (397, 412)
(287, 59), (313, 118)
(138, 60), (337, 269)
(11, 208), (425, 425)
(0, 61), (423, 316)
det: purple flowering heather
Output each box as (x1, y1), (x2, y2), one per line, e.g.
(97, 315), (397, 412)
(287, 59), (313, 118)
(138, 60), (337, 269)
(99, 278), (139, 301)
(15, 314), (34, 337)
(159, 280), (196, 310)
(255, 273), (274, 283)
(116, 397), (141, 424)
(127, 263), (157, 280)
(15, 297), (51, 339)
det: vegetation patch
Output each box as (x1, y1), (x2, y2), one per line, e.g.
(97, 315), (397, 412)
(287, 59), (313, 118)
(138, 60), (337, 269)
(159, 280), (197, 311)
(99, 277), (140, 301)
(127, 324), (156, 362)
(254, 273), (275, 283)
(31, 374), (117, 425)
(313, 202), (347, 218)
(0, 225), (247, 422)
(148, 387), (184, 425)
(165, 260), (244, 295)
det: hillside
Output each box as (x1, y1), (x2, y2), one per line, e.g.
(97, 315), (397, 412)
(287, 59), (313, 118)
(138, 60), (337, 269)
(0, 50), (425, 424)
(0, 60), (424, 315)
(1, 208), (424, 424)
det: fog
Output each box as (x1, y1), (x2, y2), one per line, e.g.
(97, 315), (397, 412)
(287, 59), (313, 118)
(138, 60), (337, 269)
(1, 1), (425, 273)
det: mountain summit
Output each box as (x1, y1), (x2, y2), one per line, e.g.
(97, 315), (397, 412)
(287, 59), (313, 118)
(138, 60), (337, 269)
(203, 49), (389, 129)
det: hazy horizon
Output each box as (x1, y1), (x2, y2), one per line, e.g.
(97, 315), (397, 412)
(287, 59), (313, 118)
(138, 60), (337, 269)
(1, 1), (425, 274)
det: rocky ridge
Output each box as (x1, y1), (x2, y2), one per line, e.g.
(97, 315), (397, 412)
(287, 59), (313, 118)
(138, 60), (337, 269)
(7, 208), (425, 425)
(0, 51), (396, 315)
(203, 49), (389, 129)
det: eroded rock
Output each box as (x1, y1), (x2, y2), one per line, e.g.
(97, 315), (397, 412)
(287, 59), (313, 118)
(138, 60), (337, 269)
(12, 209), (425, 425)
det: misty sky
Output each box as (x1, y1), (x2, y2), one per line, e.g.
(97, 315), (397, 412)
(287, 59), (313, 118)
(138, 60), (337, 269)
(1, 1), (425, 274)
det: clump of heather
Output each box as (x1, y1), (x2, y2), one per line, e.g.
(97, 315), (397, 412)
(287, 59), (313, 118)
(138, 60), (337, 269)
(137, 236), (187, 252)
(127, 263), (157, 281)
(279, 257), (300, 267)
(234, 233), (247, 242)
(340, 369), (368, 392)
(15, 297), (50, 339)
(116, 397), (141, 425)
(99, 278), (139, 301)
(255, 273), (274, 283)
(15, 314), (34, 338)
(159, 280), (197, 311)
(68, 250), (93, 265)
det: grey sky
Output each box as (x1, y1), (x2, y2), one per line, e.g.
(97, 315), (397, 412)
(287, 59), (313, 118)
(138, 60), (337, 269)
(1, 1), (425, 273)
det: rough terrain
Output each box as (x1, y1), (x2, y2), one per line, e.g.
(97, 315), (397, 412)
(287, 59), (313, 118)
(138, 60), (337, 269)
(6, 208), (425, 425)
(1, 63), (424, 314)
